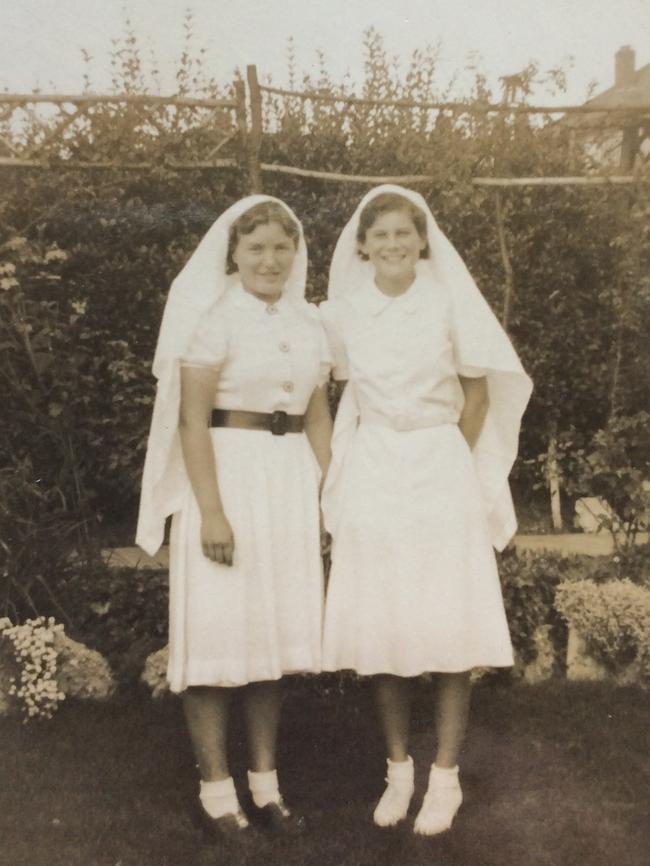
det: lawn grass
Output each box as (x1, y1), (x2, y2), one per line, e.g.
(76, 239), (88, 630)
(0, 679), (648, 866)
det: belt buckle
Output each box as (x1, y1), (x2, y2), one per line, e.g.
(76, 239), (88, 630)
(270, 410), (288, 436)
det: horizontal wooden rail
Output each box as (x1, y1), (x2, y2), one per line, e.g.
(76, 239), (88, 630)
(0, 93), (237, 109)
(473, 175), (650, 187)
(0, 157), (239, 170)
(258, 84), (650, 115)
(261, 164), (650, 187)
(260, 162), (433, 184)
(2, 155), (644, 187)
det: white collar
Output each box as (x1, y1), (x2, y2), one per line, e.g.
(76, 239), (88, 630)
(349, 268), (429, 317)
(229, 280), (293, 313)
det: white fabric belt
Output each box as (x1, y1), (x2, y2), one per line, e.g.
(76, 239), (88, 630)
(358, 410), (457, 432)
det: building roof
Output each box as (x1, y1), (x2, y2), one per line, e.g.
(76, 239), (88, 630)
(566, 60), (650, 129)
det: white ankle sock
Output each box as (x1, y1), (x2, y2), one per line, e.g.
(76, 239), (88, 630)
(248, 768), (282, 809)
(373, 755), (415, 827)
(199, 777), (243, 821)
(414, 763), (462, 836)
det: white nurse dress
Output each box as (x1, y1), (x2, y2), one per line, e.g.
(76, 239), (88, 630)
(167, 283), (329, 692)
(320, 273), (518, 676)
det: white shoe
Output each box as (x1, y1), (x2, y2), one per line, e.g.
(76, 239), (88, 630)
(414, 765), (462, 836)
(373, 756), (415, 827)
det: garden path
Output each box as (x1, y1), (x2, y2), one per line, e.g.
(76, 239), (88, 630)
(102, 531), (649, 569)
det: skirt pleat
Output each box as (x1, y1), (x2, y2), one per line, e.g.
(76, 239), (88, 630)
(168, 428), (323, 692)
(322, 423), (514, 675)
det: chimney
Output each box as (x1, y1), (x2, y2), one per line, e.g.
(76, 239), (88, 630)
(615, 46), (635, 87)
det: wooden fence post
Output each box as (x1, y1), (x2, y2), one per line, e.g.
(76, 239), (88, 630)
(495, 191), (514, 331)
(246, 65), (263, 193)
(234, 79), (248, 178)
(546, 428), (564, 531)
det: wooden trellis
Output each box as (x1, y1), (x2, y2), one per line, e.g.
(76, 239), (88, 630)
(2, 71), (649, 335)
(2, 71), (647, 535)
(0, 88), (247, 171)
(1, 71), (648, 187)
(246, 65), (650, 190)
(242, 62), (650, 372)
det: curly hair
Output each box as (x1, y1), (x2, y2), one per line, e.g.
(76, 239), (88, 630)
(356, 193), (430, 259)
(226, 202), (300, 274)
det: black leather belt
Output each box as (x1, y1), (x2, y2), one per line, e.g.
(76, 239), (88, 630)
(210, 409), (305, 436)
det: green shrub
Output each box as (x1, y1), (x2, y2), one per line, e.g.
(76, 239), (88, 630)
(56, 563), (168, 685)
(0, 615), (116, 721)
(586, 541), (650, 587)
(568, 412), (650, 547)
(0, 457), (83, 622)
(2, 26), (650, 621)
(555, 578), (650, 682)
(497, 548), (572, 666)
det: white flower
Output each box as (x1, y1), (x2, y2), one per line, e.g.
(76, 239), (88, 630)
(71, 300), (87, 315)
(0, 277), (19, 291)
(4, 237), (27, 251)
(141, 646), (170, 699)
(44, 247), (68, 263)
(2, 617), (115, 722)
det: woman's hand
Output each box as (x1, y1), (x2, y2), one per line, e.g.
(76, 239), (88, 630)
(458, 375), (489, 450)
(200, 509), (235, 566)
(179, 366), (233, 566)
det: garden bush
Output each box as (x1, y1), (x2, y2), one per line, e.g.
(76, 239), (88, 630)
(568, 411), (650, 545)
(2, 25), (649, 621)
(56, 563), (169, 684)
(0, 615), (115, 721)
(497, 548), (573, 667)
(582, 540), (650, 587)
(555, 578), (650, 683)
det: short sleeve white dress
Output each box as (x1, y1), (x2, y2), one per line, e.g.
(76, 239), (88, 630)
(320, 272), (515, 676)
(167, 282), (330, 692)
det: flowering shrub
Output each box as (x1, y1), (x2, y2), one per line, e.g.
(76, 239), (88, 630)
(0, 616), (115, 721)
(141, 645), (169, 698)
(55, 634), (116, 701)
(0, 616), (64, 721)
(555, 579), (650, 683)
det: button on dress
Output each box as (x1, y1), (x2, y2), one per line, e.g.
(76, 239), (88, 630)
(168, 283), (330, 691)
(320, 274), (514, 675)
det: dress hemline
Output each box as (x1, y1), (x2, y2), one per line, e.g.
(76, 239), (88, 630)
(321, 658), (514, 678)
(168, 655), (323, 693)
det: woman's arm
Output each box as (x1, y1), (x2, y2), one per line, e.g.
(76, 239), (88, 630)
(458, 375), (489, 450)
(179, 366), (234, 565)
(303, 385), (333, 481)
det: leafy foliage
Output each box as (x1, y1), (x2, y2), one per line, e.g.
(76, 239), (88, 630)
(556, 578), (650, 682)
(1, 26), (649, 618)
(567, 412), (650, 547)
(56, 564), (168, 684)
(497, 548), (572, 665)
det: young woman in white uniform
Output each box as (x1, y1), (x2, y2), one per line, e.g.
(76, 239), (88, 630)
(137, 196), (332, 840)
(320, 186), (532, 836)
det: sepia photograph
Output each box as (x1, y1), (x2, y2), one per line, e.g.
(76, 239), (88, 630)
(1, 2), (649, 865)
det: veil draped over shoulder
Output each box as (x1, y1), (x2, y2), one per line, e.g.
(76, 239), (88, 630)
(322, 184), (533, 551)
(136, 195), (308, 555)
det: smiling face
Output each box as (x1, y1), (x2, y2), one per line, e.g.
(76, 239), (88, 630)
(358, 208), (428, 294)
(231, 220), (298, 302)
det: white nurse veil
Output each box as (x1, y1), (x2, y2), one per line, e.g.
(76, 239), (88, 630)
(136, 195), (308, 556)
(325, 184), (533, 551)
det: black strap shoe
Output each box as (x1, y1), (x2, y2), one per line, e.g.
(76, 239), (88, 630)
(190, 803), (259, 846)
(253, 798), (307, 836)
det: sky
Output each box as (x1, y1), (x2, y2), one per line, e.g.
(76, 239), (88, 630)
(2, 0), (650, 104)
